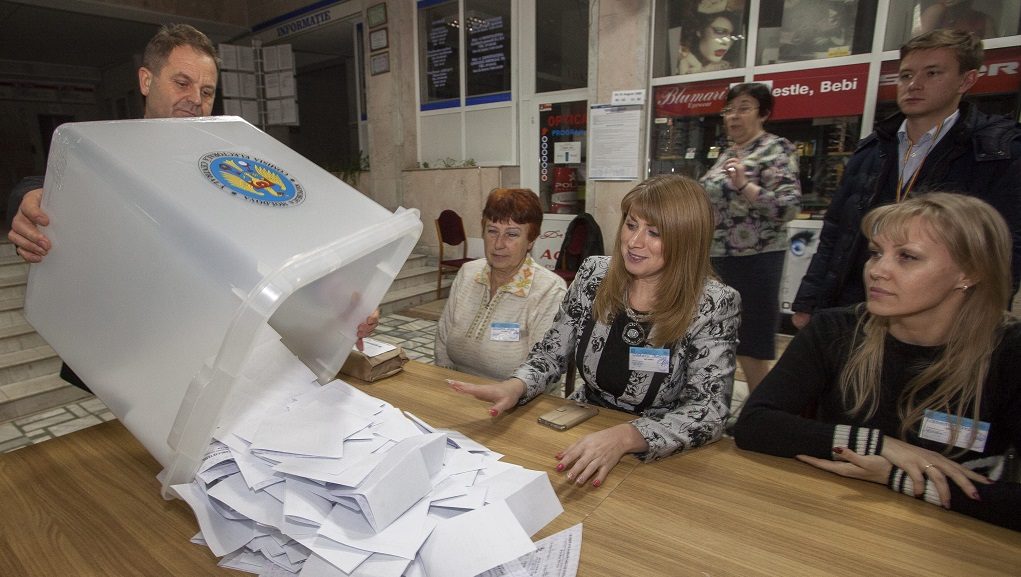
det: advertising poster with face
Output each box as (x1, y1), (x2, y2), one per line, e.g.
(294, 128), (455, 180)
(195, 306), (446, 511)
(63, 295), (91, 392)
(776, 0), (856, 62)
(885, 1), (1016, 50)
(670, 0), (747, 75)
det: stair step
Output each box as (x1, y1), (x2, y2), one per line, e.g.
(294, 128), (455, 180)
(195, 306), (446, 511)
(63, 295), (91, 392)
(0, 322), (47, 354)
(404, 253), (427, 267)
(0, 277), (26, 300)
(0, 255), (27, 278)
(0, 345), (61, 386)
(390, 265), (441, 292)
(379, 279), (452, 316)
(0, 295), (25, 313)
(0, 309), (27, 331)
(0, 373), (90, 422)
(0, 270), (27, 288)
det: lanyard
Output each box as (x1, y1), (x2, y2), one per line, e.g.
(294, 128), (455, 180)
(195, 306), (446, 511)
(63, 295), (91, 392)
(896, 120), (945, 203)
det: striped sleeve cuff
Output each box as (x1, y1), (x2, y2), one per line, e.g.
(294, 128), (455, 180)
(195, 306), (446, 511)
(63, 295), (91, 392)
(887, 467), (941, 506)
(832, 424), (884, 456)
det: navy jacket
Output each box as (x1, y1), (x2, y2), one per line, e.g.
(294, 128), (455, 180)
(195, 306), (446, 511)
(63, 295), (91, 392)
(793, 102), (1021, 313)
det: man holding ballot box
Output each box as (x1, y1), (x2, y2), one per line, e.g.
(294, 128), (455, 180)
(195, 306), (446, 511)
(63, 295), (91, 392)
(7, 23), (220, 262)
(6, 24), (379, 392)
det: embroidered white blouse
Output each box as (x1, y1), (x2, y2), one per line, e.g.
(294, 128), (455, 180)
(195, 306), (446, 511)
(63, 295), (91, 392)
(435, 255), (567, 380)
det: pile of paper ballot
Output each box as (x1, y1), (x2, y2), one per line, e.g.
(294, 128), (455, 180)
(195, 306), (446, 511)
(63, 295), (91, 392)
(170, 332), (581, 577)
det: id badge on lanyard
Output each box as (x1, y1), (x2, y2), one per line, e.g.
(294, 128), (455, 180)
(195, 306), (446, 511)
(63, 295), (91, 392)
(490, 322), (521, 342)
(919, 409), (990, 452)
(629, 347), (669, 373)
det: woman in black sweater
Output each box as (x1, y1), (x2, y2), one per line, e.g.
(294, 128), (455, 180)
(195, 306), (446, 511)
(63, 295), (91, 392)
(735, 193), (1020, 531)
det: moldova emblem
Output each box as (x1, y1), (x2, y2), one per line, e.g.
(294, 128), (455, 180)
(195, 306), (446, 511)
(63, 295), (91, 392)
(199, 152), (305, 207)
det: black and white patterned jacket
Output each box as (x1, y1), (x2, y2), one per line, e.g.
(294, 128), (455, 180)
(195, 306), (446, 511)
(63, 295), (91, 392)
(513, 256), (741, 460)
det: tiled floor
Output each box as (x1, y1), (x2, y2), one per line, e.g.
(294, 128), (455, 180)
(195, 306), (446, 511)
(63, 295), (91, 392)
(0, 396), (116, 453)
(0, 309), (757, 453)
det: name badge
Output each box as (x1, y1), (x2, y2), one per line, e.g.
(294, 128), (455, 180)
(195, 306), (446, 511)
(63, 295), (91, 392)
(629, 347), (669, 373)
(490, 322), (521, 342)
(919, 409), (989, 452)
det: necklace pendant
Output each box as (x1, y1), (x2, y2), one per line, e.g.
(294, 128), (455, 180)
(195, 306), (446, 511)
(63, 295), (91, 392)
(623, 321), (646, 347)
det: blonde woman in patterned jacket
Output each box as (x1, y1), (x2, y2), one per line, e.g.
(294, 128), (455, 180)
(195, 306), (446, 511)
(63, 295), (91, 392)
(451, 175), (741, 488)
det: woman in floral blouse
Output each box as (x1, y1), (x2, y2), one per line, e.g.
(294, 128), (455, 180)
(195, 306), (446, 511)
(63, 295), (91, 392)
(435, 188), (567, 380)
(451, 175), (740, 488)
(700, 82), (801, 393)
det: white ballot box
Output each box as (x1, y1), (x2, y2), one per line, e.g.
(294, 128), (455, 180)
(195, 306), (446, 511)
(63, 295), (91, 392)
(24, 117), (422, 495)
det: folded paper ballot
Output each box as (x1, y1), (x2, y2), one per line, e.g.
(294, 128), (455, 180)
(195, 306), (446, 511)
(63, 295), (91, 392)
(172, 336), (570, 577)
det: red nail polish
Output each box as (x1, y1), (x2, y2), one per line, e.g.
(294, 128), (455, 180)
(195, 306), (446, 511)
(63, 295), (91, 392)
(832, 447), (844, 454)
(592, 479), (601, 488)
(488, 408), (498, 417)
(556, 463), (565, 472)
(971, 491), (981, 501)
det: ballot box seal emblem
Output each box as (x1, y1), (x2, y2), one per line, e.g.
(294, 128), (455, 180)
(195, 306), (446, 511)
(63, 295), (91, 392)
(199, 152), (305, 207)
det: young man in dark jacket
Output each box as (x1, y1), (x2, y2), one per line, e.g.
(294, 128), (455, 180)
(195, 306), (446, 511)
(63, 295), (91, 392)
(792, 29), (1021, 328)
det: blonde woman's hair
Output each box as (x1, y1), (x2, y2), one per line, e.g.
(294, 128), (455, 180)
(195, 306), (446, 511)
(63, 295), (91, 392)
(593, 175), (716, 347)
(841, 193), (1012, 450)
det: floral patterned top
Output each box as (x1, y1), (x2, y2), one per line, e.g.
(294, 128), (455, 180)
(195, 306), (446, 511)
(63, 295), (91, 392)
(512, 256), (741, 461)
(699, 132), (802, 257)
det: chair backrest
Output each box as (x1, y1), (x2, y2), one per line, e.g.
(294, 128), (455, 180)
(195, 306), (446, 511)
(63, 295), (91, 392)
(565, 220), (589, 256)
(436, 210), (467, 246)
(557, 213), (604, 272)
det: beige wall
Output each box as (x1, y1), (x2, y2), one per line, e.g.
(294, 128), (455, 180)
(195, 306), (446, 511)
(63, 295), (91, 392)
(587, 0), (652, 253)
(366, 0), (419, 212)
(402, 166), (521, 258)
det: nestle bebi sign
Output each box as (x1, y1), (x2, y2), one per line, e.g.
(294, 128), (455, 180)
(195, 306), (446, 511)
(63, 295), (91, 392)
(756, 63), (869, 120)
(654, 80), (732, 117)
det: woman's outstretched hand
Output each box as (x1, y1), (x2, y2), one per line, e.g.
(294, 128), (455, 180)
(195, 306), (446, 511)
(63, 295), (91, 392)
(555, 423), (648, 489)
(797, 437), (988, 509)
(448, 378), (526, 416)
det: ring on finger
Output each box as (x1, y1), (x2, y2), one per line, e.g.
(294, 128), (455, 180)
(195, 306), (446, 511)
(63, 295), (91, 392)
(924, 463), (936, 473)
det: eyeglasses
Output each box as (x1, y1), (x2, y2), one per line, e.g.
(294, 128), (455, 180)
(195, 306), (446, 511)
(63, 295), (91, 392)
(720, 106), (759, 117)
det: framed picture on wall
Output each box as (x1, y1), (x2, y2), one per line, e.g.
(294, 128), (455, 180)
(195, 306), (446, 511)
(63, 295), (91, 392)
(370, 52), (390, 76)
(367, 3), (387, 28)
(369, 28), (388, 51)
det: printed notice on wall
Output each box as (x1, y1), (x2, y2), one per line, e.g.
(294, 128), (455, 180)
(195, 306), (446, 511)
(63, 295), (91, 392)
(588, 105), (641, 180)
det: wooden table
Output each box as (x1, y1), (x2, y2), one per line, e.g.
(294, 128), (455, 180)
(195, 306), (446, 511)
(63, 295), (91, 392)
(1, 361), (1018, 576)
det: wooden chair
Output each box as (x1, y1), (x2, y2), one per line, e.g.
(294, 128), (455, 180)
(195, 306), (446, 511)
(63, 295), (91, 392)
(435, 210), (475, 298)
